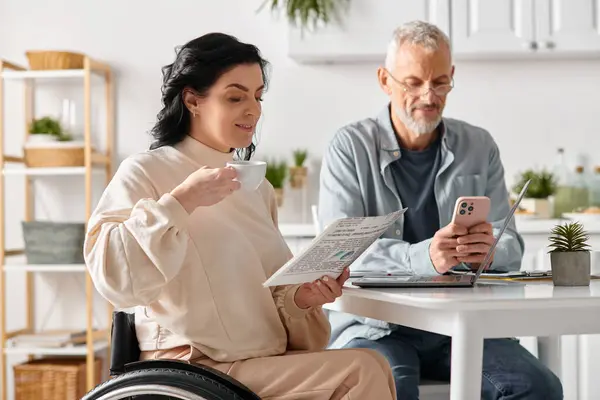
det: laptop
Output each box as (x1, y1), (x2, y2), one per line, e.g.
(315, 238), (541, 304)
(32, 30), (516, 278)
(351, 179), (531, 288)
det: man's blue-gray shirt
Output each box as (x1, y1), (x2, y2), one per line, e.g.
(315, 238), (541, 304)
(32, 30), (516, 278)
(318, 105), (525, 348)
(391, 134), (442, 244)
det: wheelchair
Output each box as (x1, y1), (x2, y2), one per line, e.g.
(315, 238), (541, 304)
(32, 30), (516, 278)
(82, 311), (261, 400)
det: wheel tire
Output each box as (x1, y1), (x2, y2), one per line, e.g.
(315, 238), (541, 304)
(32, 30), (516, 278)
(82, 368), (259, 400)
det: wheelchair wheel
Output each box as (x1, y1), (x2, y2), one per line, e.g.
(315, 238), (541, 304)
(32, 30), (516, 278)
(82, 367), (259, 400)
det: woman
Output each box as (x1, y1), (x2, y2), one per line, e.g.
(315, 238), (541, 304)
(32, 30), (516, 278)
(84, 33), (396, 399)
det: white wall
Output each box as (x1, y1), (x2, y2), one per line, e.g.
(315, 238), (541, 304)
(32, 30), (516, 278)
(2, 0), (600, 398)
(3, 0), (600, 207)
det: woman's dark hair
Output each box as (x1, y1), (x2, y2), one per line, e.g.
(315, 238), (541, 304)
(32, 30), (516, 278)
(149, 33), (270, 160)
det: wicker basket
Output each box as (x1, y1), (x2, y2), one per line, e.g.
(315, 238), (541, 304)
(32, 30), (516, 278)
(25, 51), (85, 70)
(23, 141), (85, 167)
(14, 357), (102, 400)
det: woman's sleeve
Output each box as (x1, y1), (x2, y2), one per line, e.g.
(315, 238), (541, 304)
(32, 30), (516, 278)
(262, 183), (331, 351)
(84, 157), (190, 309)
(273, 285), (331, 351)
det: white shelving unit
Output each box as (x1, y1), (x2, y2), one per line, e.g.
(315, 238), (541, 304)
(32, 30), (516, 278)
(3, 166), (105, 176)
(4, 341), (109, 356)
(1, 70), (92, 80)
(3, 255), (86, 273)
(0, 58), (114, 399)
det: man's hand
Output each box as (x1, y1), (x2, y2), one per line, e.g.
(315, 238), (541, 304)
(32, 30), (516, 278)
(456, 222), (495, 268)
(294, 268), (350, 309)
(430, 223), (468, 273)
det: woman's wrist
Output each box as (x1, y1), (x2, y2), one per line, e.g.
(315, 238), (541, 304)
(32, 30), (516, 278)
(285, 285), (311, 318)
(171, 185), (196, 214)
(293, 285), (312, 309)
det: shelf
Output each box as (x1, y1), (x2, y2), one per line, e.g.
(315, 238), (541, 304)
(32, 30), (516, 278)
(2, 69), (84, 80)
(3, 166), (105, 176)
(2, 151), (112, 173)
(4, 340), (108, 356)
(1, 69), (106, 80)
(3, 256), (86, 273)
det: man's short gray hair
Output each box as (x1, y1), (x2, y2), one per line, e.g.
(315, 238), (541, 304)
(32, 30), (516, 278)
(385, 20), (451, 70)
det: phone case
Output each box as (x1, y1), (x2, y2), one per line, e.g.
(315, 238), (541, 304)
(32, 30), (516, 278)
(451, 196), (490, 228)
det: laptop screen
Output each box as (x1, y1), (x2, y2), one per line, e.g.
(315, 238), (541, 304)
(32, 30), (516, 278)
(473, 179), (531, 280)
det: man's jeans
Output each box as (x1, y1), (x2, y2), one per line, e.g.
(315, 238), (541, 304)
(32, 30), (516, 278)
(343, 325), (563, 400)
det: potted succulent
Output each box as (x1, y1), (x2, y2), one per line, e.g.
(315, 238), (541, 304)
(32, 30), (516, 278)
(28, 116), (72, 143)
(289, 149), (308, 189)
(25, 116), (82, 168)
(266, 160), (288, 207)
(548, 221), (591, 286)
(512, 169), (556, 219)
(258, 0), (350, 33)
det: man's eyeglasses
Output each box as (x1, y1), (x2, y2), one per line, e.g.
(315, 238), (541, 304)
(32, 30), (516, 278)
(385, 69), (454, 97)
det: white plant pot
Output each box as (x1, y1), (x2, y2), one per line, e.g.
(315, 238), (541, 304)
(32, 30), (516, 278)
(520, 198), (552, 219)
(27, 134), (58, 144)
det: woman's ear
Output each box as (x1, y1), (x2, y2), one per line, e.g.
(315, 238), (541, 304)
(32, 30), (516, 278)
(182, 89), (200, 115)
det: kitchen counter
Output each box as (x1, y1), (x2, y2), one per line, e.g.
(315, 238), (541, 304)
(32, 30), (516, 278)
(279, 215), (600, 239)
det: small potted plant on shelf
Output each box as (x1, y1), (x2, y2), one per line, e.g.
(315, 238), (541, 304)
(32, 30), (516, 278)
(266, 160), (288, 207)
(289, 149), (308, 189)
(25, 116), (83, 168)
(28, 116), (71, 143)
(548, 221), (591, 286)
(512, 169), (556, 219)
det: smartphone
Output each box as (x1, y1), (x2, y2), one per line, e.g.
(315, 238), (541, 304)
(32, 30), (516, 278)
(451, 196), (491, 229)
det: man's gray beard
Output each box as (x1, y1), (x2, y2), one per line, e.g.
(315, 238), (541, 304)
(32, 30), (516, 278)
(395, 105), (442, 136)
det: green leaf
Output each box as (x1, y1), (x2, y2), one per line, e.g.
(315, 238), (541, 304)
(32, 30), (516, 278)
(292, 149), (308, 166)
(258, 0), (349, 32)
(29, 116), (63, 136)
(548, 221), (591, 252)
(512, 168), (557, 199)
(265, 159), (288, 188)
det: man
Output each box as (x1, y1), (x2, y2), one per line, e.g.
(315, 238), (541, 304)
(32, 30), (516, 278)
(318, 20), (563, 400)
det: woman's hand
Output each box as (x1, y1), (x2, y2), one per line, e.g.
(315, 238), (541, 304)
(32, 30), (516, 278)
(171, 166), (241, 214)
(294, 268), (350, 309)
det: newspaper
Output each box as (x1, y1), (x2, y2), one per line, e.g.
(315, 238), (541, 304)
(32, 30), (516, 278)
(263, 209), (406, 287)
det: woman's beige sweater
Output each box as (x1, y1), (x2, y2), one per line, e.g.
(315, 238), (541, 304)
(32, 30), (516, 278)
(84, 135), (330, 362)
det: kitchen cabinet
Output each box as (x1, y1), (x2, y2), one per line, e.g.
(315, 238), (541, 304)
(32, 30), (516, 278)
(451, 0), (536, 56)
(534, 0), (600, 54)
(287, 0), (600, 63)
(287, 0), (450, 63)
(451, 0), (600, 58)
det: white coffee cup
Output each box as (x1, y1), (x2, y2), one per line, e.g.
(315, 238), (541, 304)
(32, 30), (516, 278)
(226, 160), (267, 191)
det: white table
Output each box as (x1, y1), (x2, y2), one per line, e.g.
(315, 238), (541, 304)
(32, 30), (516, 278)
(280, 218), (600, 397)
(324, 280), (600, 400)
